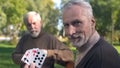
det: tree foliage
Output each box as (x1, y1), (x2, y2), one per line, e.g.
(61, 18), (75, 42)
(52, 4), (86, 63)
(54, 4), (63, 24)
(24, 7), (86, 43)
(90, 0), (120, 35)
(90, 0), (120, 43)
(0, 0), (60, 44)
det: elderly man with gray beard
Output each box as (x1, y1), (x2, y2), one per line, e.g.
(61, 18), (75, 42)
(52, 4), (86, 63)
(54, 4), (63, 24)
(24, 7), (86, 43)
(62, 0), (120, 68)
(12, 11), (74, 68)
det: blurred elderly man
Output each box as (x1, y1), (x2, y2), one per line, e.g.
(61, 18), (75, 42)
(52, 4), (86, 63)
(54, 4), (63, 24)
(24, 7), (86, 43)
(12, 11), (74, 68)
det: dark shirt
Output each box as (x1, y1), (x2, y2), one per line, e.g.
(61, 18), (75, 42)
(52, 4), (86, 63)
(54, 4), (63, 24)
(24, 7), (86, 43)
(76, 38), (120, 68)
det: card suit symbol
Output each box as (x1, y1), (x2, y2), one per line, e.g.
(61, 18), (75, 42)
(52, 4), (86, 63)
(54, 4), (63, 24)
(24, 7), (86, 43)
(38, 57), (40, 60)
(38, 63), (41, 65)
(32, 50), (37, 56)
(35, 57), (37, 60)
(42, 54), (45, 57)
(40, 60), (42, 62)
(26, 52), (30, 56)
(41, 57), (43, 60)
(33, 60), (36, 63)
(36, 55), (38, 57)
(24, 58), (27, 60)
(37, 52), (40, 54)
(27, 59), (29, 62)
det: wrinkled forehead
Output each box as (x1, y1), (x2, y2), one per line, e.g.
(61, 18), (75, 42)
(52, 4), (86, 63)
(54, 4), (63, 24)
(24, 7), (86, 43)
(63, 5), (88, 15)
(27, 15), (39, 23)
(62, 5), (88, 22)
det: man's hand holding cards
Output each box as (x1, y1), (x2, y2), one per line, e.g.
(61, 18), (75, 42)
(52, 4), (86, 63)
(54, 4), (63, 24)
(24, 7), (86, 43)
(21, 48), (47, 68)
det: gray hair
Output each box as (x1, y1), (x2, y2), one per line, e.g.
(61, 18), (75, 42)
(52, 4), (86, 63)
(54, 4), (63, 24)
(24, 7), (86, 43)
(63, 0), (93, 17)
(23, 11), (41, 24)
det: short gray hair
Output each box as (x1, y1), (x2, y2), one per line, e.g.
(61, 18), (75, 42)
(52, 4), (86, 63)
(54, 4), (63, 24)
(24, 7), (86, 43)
(23, 11), (41, 24)
(63, 0), (93, 17)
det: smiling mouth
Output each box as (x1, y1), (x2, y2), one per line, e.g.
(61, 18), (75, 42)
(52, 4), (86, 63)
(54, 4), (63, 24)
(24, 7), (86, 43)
(71, 37), (81, 42)
(69, 33), (82, 42)
(30, 30), (37, 32)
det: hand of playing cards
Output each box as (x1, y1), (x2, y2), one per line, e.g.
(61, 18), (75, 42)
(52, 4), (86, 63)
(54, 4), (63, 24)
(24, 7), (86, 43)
(21, 48), (47, 68)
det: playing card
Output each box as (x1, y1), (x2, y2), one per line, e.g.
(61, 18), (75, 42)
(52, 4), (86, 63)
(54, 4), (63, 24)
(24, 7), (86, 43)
(21, 49), (33, 65)
(21, 48), (38, 65)
(31, 48), (39, 57)
(32, 49), (47, 68)
(21, 48), (47, 68)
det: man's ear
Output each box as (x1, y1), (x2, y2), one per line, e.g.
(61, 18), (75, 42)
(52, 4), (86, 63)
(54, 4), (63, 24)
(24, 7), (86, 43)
(40, 20), (43, 25)
(91, 17), (96, 28)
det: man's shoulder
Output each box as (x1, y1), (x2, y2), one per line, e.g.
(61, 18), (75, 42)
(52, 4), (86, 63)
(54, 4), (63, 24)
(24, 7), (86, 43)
(95, 37), (111, 47)
(41, 32), (59, 41)
(95, 37), (119, 55)
(41, 31), (54, 37)
(20, 32), (30, 40)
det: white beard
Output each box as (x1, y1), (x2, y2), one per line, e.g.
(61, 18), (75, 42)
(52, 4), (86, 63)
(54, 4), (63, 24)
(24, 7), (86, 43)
(70, 34), (89, 48)
(29, 30), (40, 38)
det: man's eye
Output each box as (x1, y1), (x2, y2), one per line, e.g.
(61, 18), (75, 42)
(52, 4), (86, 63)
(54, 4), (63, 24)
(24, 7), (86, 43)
(64, 23), (69, 28)
(27, 24), (31, 27)
(72, 20), (81, 26)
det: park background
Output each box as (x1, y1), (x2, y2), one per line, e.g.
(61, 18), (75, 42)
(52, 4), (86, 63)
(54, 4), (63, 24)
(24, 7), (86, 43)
(0, 0), (120, 68)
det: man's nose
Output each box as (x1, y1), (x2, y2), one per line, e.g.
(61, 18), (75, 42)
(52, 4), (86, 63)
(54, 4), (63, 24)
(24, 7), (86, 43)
(68, 25), (76, 35)
(31, 24), (35, 29)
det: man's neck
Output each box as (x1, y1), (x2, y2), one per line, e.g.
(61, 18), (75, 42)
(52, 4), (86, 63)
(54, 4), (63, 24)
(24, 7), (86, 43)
(77, 31), (100, 52)
(75, 31), (100, 67)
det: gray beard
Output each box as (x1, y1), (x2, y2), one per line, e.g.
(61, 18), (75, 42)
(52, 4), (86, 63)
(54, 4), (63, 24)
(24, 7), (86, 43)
(71, 36), (88, 48)
(72, 39), (86, 48)
(30, 31), (40, 38)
